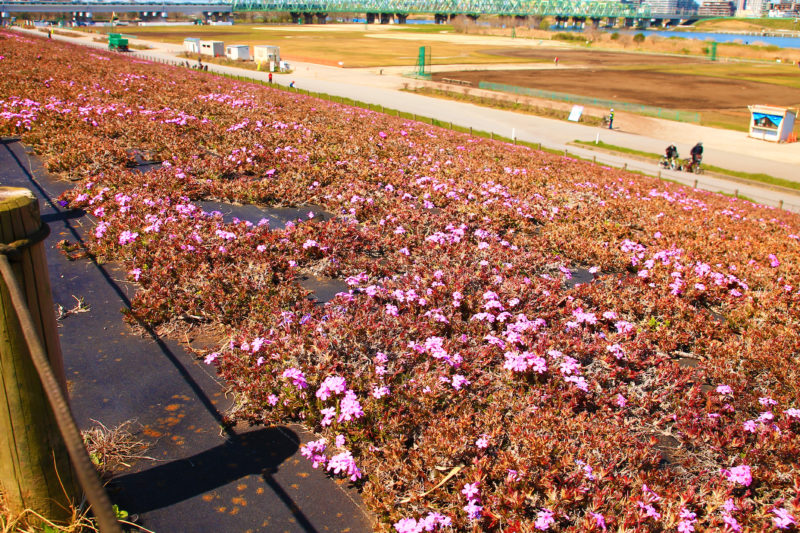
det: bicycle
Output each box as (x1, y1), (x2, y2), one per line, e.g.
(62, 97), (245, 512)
(681, 157), (703, 174)
(659, 156), (681, 171)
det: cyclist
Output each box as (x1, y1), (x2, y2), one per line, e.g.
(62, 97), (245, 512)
(690, 142), (703, 171)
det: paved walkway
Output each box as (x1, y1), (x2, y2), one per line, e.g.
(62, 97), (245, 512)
(24, 27), (800, 211)
(0, 138), (372, 533)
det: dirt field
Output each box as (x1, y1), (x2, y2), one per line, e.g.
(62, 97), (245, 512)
(483, 47), (709, 66)
(433, 67), (800, 110)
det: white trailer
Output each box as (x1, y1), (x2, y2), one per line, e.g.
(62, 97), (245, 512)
(226, 44), (250, 61)
(183, 37), (200, 54)
(199, 40), (224, 58)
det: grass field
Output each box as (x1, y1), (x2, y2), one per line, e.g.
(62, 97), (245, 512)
(694, 17), (800, 32)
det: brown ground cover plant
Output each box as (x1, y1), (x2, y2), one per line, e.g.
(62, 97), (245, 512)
(2, 31), (799, 532)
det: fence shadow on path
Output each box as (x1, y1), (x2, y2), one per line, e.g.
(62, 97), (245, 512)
(109, 427), (304, 511)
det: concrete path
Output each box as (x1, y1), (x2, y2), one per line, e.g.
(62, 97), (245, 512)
(0, 138), (372, 533)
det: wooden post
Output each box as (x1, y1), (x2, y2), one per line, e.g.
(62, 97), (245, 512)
(0, 187), (78, 523)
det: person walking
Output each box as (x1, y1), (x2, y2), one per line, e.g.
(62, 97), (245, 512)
(268, 72), (273, 84)
(289, 80), (295, 88)
(608, 108), (614, 130)
(554, 56), (559, 67)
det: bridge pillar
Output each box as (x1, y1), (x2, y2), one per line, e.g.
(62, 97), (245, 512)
(396, 13), (407, 24)
(466, 14), (479, 22)
(514, 15), (528, 26)
(290, 11), (301, 23)
(623, 17), (634, 27)
(434, 13), (447, 23)
(315, 12), (327, 23)
(303, 12), (314, 24)
(606, 17), (616, 28)
(571, 16), (585, 29)
(380, 12), (391, 24)
(449, 13), (458, 21)
(590, 17), (601, 29)
(366, 12), (376, 23)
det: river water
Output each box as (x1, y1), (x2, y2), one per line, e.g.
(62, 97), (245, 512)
(619, 29), (800, 49)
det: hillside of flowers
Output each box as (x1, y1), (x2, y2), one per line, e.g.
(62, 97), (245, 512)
(2, 31), (800, 532)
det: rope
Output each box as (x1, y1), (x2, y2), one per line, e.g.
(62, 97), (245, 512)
(0, 238), (122, 533)
(0, 222), (50, 261)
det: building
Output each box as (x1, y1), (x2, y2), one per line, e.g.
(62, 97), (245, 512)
(225, 44), (250, 61)
(183, 37), (200, 55)
(768, 2), (800, 16)
(698, 0), (735, 15)
(644, 0), (697, 14)
(253, 45), (280, 69)
(748, 105), (797, 142)
(199, 40), (224, 58)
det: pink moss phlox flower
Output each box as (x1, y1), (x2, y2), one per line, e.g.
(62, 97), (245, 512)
(723, 464), (752, 486)
(463, 501), (482, 521)
(785, 408), (800, 419)
(320, 406), (336, 427)
(769, 254), (780, 268)
(451, 374), (470, 390)
(326, 450), (362, 481)
(616, 394), (628, 408)
(565, 375), (590, 392)
(130, 268), (141, 281)
(372, 385), (390, 399)
(615, 320), (635, 335)
(118, 230), (139, 245)
(607, 344), (625, 360)
(678, 507), (697, 533)
(281, 367), (307, 389)
(203, 352), (219, 365)
(772, 508), (796, 529)
(535, 508), (555, 530)
(395, 515), (451, 533)
(642, 484), (661, 502)
(317, 375), (347, 401)
(716, 384), (733, 395)
(591, 512), (607, 531)
(637, 502), (661, 520)
(300, 438), (327, 468)
(338, 390), (364, 422)
(461, 482), (480, 501)
(267, 394), (278, 406)
(475, 435), (489, 449)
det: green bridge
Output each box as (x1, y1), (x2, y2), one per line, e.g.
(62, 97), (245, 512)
(231, 0), (652, 18)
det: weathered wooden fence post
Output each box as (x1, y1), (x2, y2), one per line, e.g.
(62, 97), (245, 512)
(0, 187), (78, 522)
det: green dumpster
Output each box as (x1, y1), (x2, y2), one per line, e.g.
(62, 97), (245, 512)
(108, 33), (128, 51)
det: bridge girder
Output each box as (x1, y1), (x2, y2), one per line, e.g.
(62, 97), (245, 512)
(230, 0), (651, 18)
